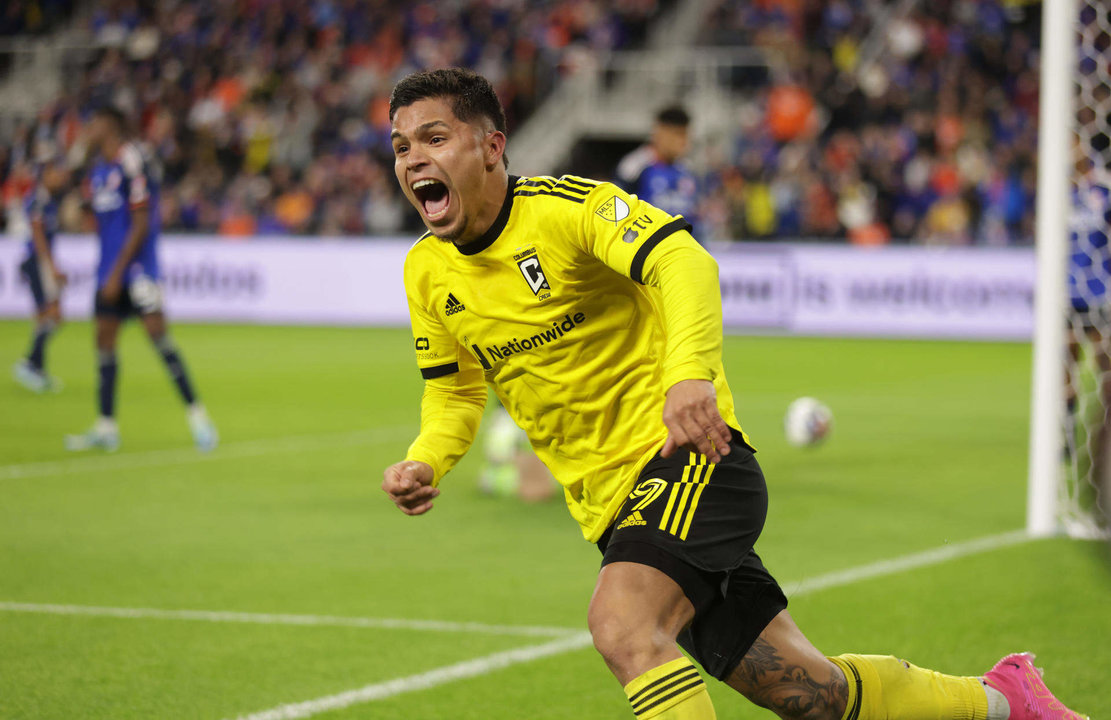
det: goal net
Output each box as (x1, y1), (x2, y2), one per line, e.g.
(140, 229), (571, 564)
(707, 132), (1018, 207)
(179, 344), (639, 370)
(1030, 0), (1111, 538)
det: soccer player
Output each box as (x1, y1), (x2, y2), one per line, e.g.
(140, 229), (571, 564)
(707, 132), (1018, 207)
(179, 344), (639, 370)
(13, 160), (69, 393)
(65, 107), (217, 453)
(616, 104), (700, 237)
(381, 69), (1086, 720)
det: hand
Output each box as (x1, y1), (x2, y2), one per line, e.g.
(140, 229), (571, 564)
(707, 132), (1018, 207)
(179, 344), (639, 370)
(100, 273), (123, 303)
(382, 460), (438, 516)
(661, 379), (732, 463)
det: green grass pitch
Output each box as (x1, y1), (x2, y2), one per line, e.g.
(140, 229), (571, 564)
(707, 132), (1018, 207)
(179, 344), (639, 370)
(1, 319), (1108, 719)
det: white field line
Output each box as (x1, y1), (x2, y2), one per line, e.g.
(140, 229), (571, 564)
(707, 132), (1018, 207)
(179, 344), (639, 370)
(783, 528), (1034, 597)
(0, 425), (416, 481)
(229, 632), (595, 720)
(0, 602), (577, 638)
(218, 529), (1036, 720)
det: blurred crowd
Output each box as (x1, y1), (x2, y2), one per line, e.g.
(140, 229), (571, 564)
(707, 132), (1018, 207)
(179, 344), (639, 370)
(0, 0), (665, 237)
(1, 0), (76, 36)
(693, 0), (1044, 244)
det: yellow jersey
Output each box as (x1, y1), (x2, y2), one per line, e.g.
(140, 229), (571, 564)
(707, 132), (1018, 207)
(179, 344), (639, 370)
(403, 174), (746, 542)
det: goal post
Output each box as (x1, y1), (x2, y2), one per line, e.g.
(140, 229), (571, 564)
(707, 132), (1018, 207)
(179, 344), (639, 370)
(1027, 0), (1074, 538)
(1028, 0), (1111, 538)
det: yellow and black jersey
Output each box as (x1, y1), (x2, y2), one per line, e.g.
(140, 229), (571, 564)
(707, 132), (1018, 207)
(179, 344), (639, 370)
(403, 174), (747, 542)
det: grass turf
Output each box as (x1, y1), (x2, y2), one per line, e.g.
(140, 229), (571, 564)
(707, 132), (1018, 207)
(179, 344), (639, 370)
(0, 320), (1107, 719)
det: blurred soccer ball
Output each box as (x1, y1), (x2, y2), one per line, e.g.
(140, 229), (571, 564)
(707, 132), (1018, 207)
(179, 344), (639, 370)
(783, 397), (833, 447)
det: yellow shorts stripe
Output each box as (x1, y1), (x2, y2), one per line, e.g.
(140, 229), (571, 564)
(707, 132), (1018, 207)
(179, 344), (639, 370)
(669, 482), (694, 535)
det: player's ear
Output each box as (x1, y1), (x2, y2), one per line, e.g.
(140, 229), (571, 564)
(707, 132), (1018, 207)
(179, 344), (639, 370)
(484, 131), (506, 171)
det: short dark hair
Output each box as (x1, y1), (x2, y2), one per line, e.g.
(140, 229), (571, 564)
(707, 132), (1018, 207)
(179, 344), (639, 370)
(389, 68), (509, 167)
(93, 105), (129, 134)
(656, 104), (690, 128)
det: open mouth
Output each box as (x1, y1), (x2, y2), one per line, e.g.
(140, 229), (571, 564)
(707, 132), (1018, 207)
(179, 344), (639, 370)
(412, 178), (451, 222)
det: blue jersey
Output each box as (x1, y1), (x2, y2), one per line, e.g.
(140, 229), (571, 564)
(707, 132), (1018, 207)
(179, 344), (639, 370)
(22, 183), (61, 259)
(90, 142), (161, 286)
(1068, 180), (1111, 312)
(637, 162), (699, 222)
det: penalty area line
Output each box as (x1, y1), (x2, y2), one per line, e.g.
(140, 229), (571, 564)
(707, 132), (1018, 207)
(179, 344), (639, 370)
(0, 425), (417, 481)
(785, 528), (1034, 597)
(227, 632), (595, 720)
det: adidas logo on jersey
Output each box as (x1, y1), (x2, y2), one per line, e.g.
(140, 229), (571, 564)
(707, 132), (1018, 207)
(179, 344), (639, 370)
(444, 293), (466, 316)
(616, 510), (647, 530)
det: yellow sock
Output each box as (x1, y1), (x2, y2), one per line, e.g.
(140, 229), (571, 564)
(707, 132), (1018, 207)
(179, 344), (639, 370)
(828, 654), (988, 720)
(623, 657), (717, 719)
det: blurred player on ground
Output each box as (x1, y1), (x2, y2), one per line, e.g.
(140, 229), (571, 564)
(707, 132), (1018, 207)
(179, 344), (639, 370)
(616, 104), (701, 239)
(381, 69), (1086, 720)
(65, 107), (217, 453)
(478, 404), (558, 502)
(13, 160), (70, 393)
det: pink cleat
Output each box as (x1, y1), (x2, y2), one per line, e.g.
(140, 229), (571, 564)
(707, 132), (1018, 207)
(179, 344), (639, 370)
(983, 653), (1089, 720)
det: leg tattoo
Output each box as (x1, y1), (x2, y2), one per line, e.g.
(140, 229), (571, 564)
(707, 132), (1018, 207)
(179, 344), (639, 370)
(732, 637), (847, 720)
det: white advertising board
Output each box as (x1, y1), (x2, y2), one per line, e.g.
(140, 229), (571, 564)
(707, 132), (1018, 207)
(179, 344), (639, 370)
(0, 236), (1036, 340)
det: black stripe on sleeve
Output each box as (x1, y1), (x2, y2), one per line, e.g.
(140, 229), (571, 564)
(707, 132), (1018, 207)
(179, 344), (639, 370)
(513, 189), (586, 204)
(558, 175), (598, 190)
(420, 362), (460, 379)
(629, 217), (693, 284)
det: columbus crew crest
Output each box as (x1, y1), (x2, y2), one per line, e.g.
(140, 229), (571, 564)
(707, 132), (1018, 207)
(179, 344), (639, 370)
(513, 247), (552, 301)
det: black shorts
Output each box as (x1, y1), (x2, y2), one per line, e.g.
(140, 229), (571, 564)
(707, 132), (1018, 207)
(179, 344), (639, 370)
(94, 275), (164, 319)
(597, 433), (788, 681)
(19, 256), (58, 310)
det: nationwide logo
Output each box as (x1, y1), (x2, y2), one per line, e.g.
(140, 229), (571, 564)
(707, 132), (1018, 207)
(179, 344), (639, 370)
(444, 293), (466, 316)
(616, 511), (647, 530)
(469, 311), (586, 370)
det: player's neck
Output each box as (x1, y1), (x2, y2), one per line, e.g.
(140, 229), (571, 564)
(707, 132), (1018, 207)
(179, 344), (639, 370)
(454, 171), (509, 249)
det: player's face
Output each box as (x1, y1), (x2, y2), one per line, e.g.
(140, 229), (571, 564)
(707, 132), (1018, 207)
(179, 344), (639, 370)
(653, 123), (690, 163)
(391, 97), (502, 244)
(42, 165), (70, 193)
(85, 116), (108, 153)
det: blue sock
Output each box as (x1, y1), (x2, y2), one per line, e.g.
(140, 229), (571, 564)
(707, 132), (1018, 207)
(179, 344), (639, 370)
(27, 321), (56, 371)
(98, 350), (117, 418)
(153, 335), (197, 405)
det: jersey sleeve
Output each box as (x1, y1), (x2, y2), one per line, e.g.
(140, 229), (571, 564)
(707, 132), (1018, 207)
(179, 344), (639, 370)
(402, 248), (487, 485)
(119, 144), (150, 207)
(575, 181), (723, 391)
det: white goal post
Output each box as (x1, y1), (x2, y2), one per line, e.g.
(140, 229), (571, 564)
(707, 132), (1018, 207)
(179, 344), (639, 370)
(1028, 0), (1111, 538)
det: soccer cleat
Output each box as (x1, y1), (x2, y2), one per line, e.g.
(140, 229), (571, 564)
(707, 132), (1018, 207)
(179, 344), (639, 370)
(983, 652), (1089, 720)
(13, 360), (61, 394)
(187, 405), (218, 452)
(64, 418), (120, 452)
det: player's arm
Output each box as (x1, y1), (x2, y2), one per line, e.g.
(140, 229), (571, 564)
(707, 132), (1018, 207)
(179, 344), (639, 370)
(103, 146), (151, 297)
(577, 182), (731, 461)
(27, 199), (64, 288)
(383, 260), (488, 515)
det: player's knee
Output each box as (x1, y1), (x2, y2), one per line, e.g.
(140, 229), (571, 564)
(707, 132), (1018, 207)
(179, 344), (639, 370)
(587, 607), (670, 677)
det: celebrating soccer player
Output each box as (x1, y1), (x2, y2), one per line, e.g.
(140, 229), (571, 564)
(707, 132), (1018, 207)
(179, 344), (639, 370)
(381, 69), (1086, 720)
(13, 159), (70, 393)
(65, 107), (217, 453)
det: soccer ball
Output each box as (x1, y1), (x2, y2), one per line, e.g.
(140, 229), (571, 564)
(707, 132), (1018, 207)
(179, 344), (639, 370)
(783, 397), (833, 447)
